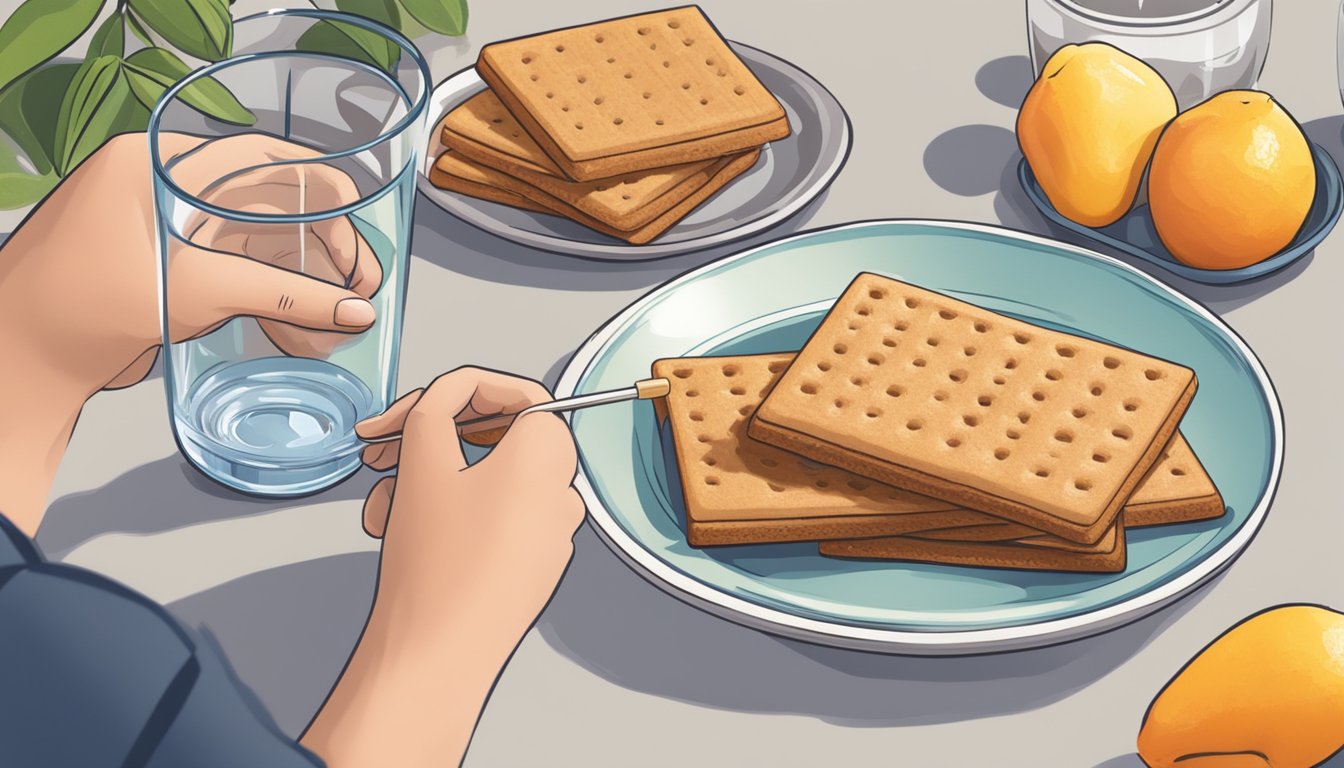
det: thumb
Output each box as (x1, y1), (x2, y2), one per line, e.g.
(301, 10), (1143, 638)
(483, 411), (577, 485)
(171, 244), (375, 339)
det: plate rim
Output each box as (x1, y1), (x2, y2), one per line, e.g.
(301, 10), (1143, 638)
(1016, 144), (1344, 286)
(556, 218), (1283, 655)
(415, 41), (853, 262)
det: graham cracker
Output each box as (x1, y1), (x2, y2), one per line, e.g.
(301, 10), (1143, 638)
(820, 522), (1128, 573)
(440, 89), (566, 178)
(430, 146), (759, 244)
(748, 273), (1197, 545)
(442, 91), (730, 230)
(887, 433), (1224, 542)
(654, 354), (974, 547)
(657, 353), (1219, 547)
(428, 149), (549, 213)
(477, 6), (789, 180)
(1123, 429), (1224, 527)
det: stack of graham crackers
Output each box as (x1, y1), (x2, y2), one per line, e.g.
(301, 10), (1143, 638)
(652, 273), (1224, 573)
(428, 6), (790, 244)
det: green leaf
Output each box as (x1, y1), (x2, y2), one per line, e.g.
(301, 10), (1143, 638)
(0, 132), (59, 209)
(0, 62), (81, 175)
(53, 55), (137, 174)
(125, 46), (253, 124)
(296, 23), (396, 73)
(114, 90), (151, 134)
(126, 10), (154, 46)
(0, 0), (105, 94)
(297, 22), (379, 72)
(295, 0), (401, 72)
(89, 9), (124, 57)
(397, 0), (467, 36)
(127, 0), (231, 61)
(338, 0), (401, 32)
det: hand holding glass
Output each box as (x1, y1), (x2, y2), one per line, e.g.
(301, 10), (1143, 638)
(150, 10), (429, 495)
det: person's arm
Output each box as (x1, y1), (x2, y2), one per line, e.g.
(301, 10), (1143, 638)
(0, 328), (86, 535)
(0, 368), (581, 768)
(299, 613), (516, 765)
(302, 370), (585, 766)
(0, 133), (584, 765)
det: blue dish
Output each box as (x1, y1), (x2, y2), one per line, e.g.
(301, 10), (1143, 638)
(556, 220), (1282, 654)
(1018, 143), (1343, 285)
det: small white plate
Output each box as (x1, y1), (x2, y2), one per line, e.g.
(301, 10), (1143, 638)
(415, 43), (851, 261)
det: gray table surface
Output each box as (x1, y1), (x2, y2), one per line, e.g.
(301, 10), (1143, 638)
(7, 0), (1344, 765)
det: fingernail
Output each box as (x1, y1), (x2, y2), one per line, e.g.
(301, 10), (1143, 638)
(334, 298), (375, 327)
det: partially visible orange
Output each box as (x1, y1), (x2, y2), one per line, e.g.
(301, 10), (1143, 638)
(1137, 604), (1344, 768)
(1148, 91), (1315, 270)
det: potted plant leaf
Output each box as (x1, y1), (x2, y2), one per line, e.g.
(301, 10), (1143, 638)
(0, 0), (467, 210)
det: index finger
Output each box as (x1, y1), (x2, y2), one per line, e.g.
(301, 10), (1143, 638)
(399, 367), (553, 472)
(355, 387), (424, 439)
(311, 215), (383, 297)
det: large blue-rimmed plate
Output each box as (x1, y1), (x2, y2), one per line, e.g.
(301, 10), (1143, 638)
(555, 220), (1281, 654)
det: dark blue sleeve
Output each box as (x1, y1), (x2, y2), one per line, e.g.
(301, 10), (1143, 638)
(0, 515), (324, 768)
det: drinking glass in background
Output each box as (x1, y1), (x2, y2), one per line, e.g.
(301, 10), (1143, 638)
(1338, 1), (1344, 107)
(1026, 0), (1272, 109)
(149, 9), (429, 496)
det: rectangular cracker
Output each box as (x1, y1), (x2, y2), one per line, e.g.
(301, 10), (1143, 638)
(477, 6), (789, 180)
(430, 146), (759, 244)
(878, 433), (1224, 542)
(654, 354), (972, 547)
(657, 353), (1219, 547)
(428, 149), (549, 213)
(441, 90), (731, 231)
(748, 273), (1198, 545)
(440, 89), (567, 178)
(819, 522), (1128, 573)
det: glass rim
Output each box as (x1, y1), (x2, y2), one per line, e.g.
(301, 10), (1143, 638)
(1052, 0), (1256, 29)
(148, 8), (431, 223)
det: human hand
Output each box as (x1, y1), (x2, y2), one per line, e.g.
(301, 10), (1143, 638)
(354, 367), (586, 650)
(0, 131), (382, 397)
(303, 371), (583, 767)
(167, 133), (384, 360)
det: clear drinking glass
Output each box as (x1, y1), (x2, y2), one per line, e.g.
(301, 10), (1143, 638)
(1338, 1), (1344, 107)
(149, 9), (429, 496)
(1026, 0), (1272, 109)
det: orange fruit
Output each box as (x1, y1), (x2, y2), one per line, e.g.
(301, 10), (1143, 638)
(1017, 43), (1176, 228)
(1137, 604), (1344, 768)
(1148, 91), (1315, 270)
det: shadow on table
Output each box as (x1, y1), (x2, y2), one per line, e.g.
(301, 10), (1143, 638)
(168, 551), (378, 737)
(920, 120), (1062, 241)
(411, 189), (831, 292)
(976, 55), (1033, 109)
(536, 525), (1218, 727)
(37, 456), (374, 559)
